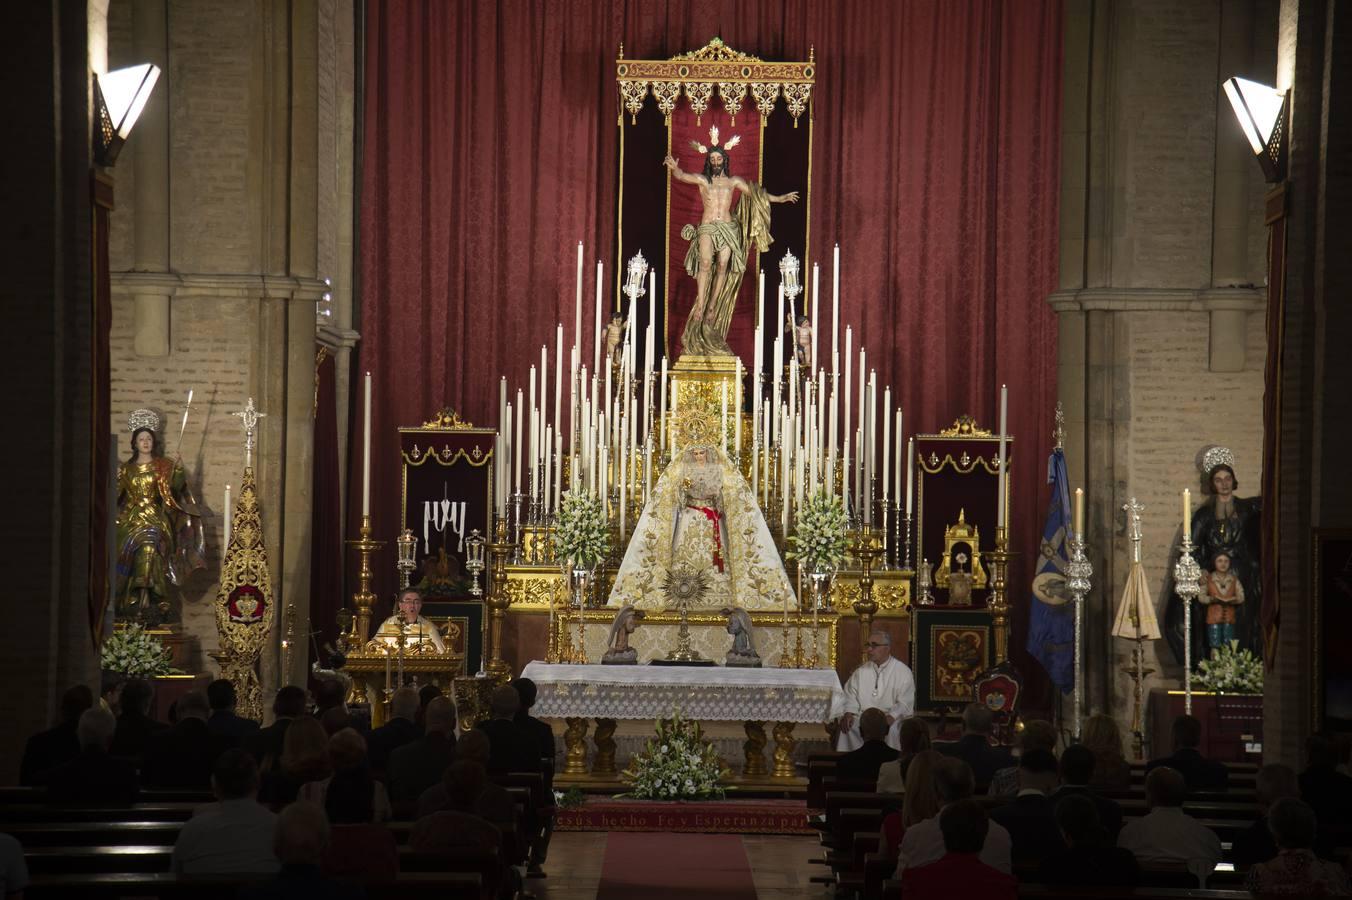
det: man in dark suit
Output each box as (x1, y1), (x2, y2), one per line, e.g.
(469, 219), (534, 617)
(512, 677), (556, 775)
(475, 685), (543, 775)
(1233, 762), (1299, 866)
(1298, 734), (1352, 830)
(835, 708), (900, 781)
(142, 690), (233, 789)
(934, 702), (1015, 789)
(387, 696), (457, 811)
(248, 685), (308, 769)
(1145, 714), (1228, 791)
(367, 686), (422, 775)
(43, 707), (139, 804)
(206, 678), (260, 742)
(110, 678), (169, 760)
(989, 748), (1065, 870)
(1051, 744), (1124, 838)
(20, 684), (93, 785)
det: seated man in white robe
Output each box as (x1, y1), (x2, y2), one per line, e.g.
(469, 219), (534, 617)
(374, 588), (447, 653)
(836, 629), (915, 751)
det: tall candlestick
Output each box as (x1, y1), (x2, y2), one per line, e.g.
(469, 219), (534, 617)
(574, 242), (584, 350)
(554, 432), (563, 511)
(762, 400), (771, 506)
(997, 384), (1009, 528)
(1075, 487), (1085, 536)
(894, 409), (903, 510)
(906, 437), (915, 515)
(758, 270), (765, 329)
(514, 391), (524, 494)
(832, 244), (840, 362)
(734, 358), (742, 458)
(659, 358), (668, 451)
(593, 260), (603, 374)
(772, 334), (782, 445)
(362, 372), (372, 517)
(647, 269), (656, 368)
(811, 262), (820, 374)
(843, 329), (852, 505)
(882, 389), (892, 504)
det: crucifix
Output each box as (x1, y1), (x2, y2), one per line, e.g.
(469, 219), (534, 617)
(232, 397), (267, 468)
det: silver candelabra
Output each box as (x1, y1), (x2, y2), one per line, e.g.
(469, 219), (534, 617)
(1065, 531), (1093, 740)
(1173, 535), (1202, 714)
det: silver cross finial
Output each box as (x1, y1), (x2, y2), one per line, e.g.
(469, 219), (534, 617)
(232, 397), (267, 468)
(1123, 497), (1145, 562)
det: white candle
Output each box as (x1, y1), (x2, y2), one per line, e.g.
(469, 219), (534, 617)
(619, 415), (628, 535)
(772, 335), (782, 445)
(762, 399), (771, 506)
(721, 381), (729, 454)
(593, 260), (603, 374)
(882, 388), (891, 504)
(659, 358), (669, 450)
(362, 372), (372, 517)
(554, 328), (563, 444)
(555, 432), (563, 511)
(670, 377), (679, 457)
(906, 437), (915, 515)
(733, 358), (742, 461)
(829, 370), (839, 488)
(894, 408), (903, 510)
(843, 330), (852, 504)
(543, 424), (552, 513)
(832, 244), (841, 361)
(997, 384), (1008, 529)
(514, 391), (524, 494)
(776, 284), (785, 356)
(1075, 487), (1085, 537)
(223, 484), (231, 553)
(529, 366), (537, 494)
(811, 262), (820, 374)
(647, 269), (656, 367)
(575, 242), (584, 353)
(758, 269), (765, 329)
(1183, 488), (1191, 534)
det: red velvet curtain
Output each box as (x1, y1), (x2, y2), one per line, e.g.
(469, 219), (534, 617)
(359, 0), (1061, 708)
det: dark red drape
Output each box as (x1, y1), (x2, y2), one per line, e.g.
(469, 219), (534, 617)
(358, 0), (1061, 709)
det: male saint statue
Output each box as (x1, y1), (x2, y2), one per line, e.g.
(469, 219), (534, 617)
(664, 125), (798, 356)
(836, 630), (916, 751)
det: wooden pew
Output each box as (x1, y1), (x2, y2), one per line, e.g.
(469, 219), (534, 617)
(26, 871), (482, 899)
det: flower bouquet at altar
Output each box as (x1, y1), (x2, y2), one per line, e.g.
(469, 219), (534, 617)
(788, 490), (848, 572)
(621, 710), (729, 801)
(1196, 640), (1263, 694)
(554, 488), (610, 569)
(101, 624), (180, 677)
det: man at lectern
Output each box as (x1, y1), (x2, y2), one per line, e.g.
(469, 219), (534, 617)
(375, 588), (447, 653)
(836, 630), (915, 751)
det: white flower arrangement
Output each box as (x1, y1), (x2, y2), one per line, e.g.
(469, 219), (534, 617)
(1195, 640), (1263, 694)
(554, 488), (610, 570)
(788, 490), (848, 572)
(621, 709), (727, 801)
(101, 624), (178, 677)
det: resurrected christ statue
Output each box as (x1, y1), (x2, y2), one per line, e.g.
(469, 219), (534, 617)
(664, 125), (798, 357)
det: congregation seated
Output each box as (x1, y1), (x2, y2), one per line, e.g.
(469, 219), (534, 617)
(259, 715), (332, 808)
(109, 677), (169, 759)
(474, 685), (543, 775)
(1145, 713), (1229, 792)
(836, 629), (916, 751)
(299, 727), (392, 823)
(1081, 714), (1133, 792)
(171, 748), (279, 875)
(989, 748), (1064, 869)
(41, 705), (139, 805)
(877, 717), (931, 794)
(512, 678), (556, 776)
(0, 832), (26, 899)
(1116, 766), (1222, 876)
(1232, 762), (1299, 867)
(411, 760), (502, 856)
(415, 684), (443, 729)
(1050, 743), (1124, 838)
(1299, 733), (1352, 830)
(366, 687), (421, 775)
(988, 719), (1057, 798)
(417, 730), (514, 824)
(836, 708), (901, 782)
(901, 798), (1017, 900)
(249, 684), (308, 770)
(206, 677), (261, 741)
(883, 749), (942, 854)
(240, 801), (364, 900)
(933, 703), (1015, 791)
(388, 696), (458, 813)
(1245, 796), (1352, 896)
(897, 757), (1012, 876)
(142, 689), (233, 789)
(20, 683), (92, 785)
(1036, 792), (1139, 887)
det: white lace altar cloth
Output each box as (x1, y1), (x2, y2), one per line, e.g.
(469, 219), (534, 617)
(519, 662), (846, 724)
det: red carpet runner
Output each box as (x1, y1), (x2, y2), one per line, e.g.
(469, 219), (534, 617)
(555, 798), (813, 834)
(598, 832), (759, 900)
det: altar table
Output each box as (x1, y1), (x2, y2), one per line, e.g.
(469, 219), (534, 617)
(520, 662), (846, 779)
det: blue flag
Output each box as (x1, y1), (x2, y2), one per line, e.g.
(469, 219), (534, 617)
(1026, 448), (1074, 693)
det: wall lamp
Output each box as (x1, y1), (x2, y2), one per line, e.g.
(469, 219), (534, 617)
(94, 63), (160, 166)
(1222, 76), (1288, 182)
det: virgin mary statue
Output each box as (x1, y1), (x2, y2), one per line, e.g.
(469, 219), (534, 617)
(609, 445), (793, 611)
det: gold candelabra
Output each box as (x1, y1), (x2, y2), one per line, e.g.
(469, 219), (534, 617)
(985, 526), (1012, 664)
(852, 528), (884, 662)
(484, 518), (515, 680)
(345, 515), (385, 650)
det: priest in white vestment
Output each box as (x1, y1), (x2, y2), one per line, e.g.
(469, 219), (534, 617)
(836, 629), (916, 750)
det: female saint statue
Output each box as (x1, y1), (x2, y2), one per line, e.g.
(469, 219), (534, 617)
(609, 444), (793, 611)
(1164, 446), (1263, 665)
(114, 409), (206, 623)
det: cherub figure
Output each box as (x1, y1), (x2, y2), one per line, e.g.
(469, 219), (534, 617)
(602, 603), (645, 664)
(722, 606), (760, 667)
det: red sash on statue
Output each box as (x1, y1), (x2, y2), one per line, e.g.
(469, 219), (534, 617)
(690, 505), (725, 572)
